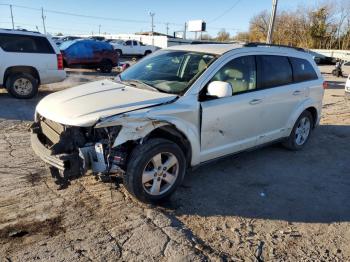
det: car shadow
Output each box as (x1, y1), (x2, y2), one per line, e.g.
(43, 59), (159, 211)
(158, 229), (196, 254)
(168, 124), (350, 223)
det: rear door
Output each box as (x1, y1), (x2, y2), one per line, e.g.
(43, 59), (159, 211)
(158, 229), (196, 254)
(255, 55), (309, 144)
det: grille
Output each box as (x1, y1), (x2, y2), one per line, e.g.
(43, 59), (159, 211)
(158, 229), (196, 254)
(37, 116), (86, 154)
(40, 118), (65, 144)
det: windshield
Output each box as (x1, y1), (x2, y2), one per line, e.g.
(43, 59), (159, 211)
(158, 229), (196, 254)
(119, 50), (216, 95)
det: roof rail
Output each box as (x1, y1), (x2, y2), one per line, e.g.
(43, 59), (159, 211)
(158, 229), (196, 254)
(0, 28), (41, 34)
(244, 42), (305, 52)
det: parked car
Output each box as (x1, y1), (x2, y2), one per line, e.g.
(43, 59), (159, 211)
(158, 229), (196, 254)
(31, 43), (324, 203)
(0, 29), (66, 98)
(307, 51), (336, 65)
(89, 36), (105, 41)
(51, 36), (64, 46)
(345, 73), (350, 99)
(60, 39), (118, 73)
(61, 36), (82, 42)
(111, 39), (157, 57)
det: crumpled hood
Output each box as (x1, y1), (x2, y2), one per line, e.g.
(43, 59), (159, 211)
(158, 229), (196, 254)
(36, 79), (177, 126)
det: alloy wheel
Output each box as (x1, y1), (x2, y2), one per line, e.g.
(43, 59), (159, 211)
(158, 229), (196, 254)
(295, 117), (311, 146)
(142, 152), (179, 196)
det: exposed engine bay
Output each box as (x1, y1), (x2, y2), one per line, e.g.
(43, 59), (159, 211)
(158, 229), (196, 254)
(31, 114), (129, 177)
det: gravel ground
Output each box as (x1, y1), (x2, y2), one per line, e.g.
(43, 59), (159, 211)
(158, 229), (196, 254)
(0, 65), (349, 261)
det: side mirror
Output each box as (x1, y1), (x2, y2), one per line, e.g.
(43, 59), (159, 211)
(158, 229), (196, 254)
(207, 81), (232, 98)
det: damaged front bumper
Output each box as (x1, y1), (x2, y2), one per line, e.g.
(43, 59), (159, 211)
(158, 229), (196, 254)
(31, 123), (123, 176)
(31, 131), (81, 176)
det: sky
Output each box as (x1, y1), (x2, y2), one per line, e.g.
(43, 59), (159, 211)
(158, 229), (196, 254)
(0, 0), (319, 37)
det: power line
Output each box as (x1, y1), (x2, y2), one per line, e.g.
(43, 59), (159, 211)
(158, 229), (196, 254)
(208, 0), (242, 23)
(0, 3), (241, 35)
(0, 3), (182, 26)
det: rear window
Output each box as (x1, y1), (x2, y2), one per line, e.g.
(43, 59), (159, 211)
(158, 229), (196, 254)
(290, 57), (318, 82)
(59, 40), (76, 50)
(0, 33), (54, 54)
(257, 55), (293, 88)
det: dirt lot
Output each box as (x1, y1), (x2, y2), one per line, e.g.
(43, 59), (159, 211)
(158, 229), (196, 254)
(0, 65), (349, 261)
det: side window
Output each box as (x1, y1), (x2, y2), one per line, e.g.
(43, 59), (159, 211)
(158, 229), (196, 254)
(210, 56), (256, 94)
(133, 40), (138, 46)
(125, 40), (132, 46)
(0, 34), (54, 54)
(257, 55), (292, 88)
(290, 57), (318, 82)
(33, 37), (55, 53)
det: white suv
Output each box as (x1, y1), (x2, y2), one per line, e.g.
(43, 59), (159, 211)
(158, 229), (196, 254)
(31, 43), (324, 202)
(0, 29), (66, 98)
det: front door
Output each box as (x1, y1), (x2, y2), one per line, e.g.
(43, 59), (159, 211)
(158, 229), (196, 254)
(124, 40), (134, 55)
(200, 55), (265, 162)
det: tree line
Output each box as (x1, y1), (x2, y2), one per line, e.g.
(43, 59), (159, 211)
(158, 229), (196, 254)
(211, 1), (350, 50)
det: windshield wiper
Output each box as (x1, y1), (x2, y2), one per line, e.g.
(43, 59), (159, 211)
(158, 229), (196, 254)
(122, 79), (162, 93)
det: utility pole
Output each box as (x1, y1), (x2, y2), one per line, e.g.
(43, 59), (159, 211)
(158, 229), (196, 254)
(183, 22), (187, 40)
(166, 23), (169, 36)
(99, 24), (101, 35)
(41, 7), (46, 34)
(10, 5), (14, 29)
(266, 0), (278, 44)
(149, 12), (155, 45)
(149, 12), (155, 35)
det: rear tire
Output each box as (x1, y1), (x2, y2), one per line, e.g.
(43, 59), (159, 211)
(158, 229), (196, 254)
(283, 111), (313, 150)
(100, 60), (113, 73)
(124, 138), (186, 203)
(6, 73), (38, 99)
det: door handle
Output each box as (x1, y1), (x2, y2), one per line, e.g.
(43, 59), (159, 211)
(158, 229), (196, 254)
(249, 99), (263, 105)
(293, 90), (302, 96)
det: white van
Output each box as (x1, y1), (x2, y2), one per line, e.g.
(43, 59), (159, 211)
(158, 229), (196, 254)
(31, 43), (325, 202)
(0, 29), (66, 98)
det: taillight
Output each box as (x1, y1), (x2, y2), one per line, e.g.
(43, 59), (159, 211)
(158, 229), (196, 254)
(57, 54), (63, 70)
(323, 81), (328, 89)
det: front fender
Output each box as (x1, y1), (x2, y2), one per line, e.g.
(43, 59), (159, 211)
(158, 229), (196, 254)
(95, 112), (201, 166)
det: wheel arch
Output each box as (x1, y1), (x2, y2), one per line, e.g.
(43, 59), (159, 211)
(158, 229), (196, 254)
(146, 125), (192, 167)
(305, 106), (318, 128)
(4, 66), (40, 86)
(286, 98), (321, 134)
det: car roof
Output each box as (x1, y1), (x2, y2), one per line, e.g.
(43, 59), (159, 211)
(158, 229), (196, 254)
(0, 28), (44, 37)
(167, 44), (243, 55)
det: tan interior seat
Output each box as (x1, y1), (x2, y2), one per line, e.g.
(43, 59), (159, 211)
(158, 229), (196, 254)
(223, 69), (248, 93)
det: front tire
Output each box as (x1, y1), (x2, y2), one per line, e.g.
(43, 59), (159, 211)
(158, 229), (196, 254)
(6, 73), (39, 99)
(124, 138), (186, 203)
(283, 111), (313, 150)
(115, 49), (122, 57)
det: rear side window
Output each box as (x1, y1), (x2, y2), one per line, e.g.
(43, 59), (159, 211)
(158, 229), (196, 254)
(290, 57), (318, 82)
(0, 33), (54, 54)
(257, 55), (293, 88)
